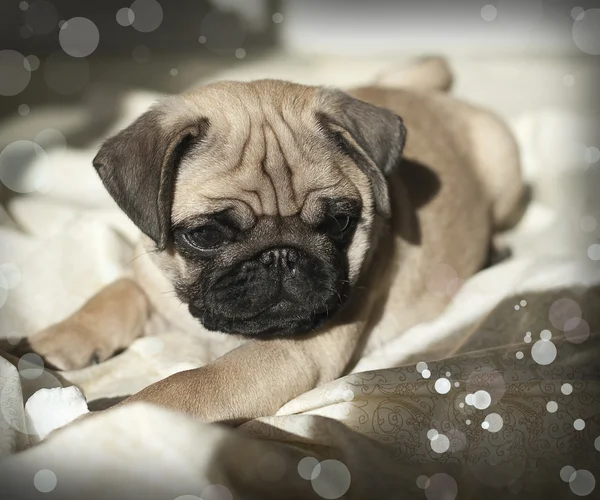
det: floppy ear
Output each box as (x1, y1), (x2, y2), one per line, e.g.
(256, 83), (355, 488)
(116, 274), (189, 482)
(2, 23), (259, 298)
(318, 90), (407, 218)
(93, 106), (209, 250)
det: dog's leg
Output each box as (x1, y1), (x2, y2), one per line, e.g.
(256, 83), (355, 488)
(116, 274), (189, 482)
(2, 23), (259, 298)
(373, 56), (454, 92)
(7, 278), (151, 371)
(112, 318), (367, 425)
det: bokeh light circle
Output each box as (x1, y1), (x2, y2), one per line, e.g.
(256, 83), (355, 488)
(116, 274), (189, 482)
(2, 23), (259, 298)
(481, 5), (497, 21)
(0, 50), (31, 96)
(424, 473), (458, 500)
(310, 459), (351, 499)
(298, 457), (320, 481)
(573, 9), (600, 55)
(59, 17), (100, 58)
(434, 378), (451, 394)
(531, 339), (557, 365)
(24, 0), (58, 35)
(24, 55), (40, 72)
(0, 140), (49, 193)
(34, 469), (57, 493)
(131, 0), (164, 33)
(116, 7), (135, 27)
(549, 298), (582, 331)
(569, 470), (596, 496)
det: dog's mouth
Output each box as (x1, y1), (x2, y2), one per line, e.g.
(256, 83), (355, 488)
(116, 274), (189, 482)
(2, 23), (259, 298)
(188, 299), (342, 339)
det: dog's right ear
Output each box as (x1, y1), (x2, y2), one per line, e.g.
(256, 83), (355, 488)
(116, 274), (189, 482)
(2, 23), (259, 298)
(93, 105), (209, 250)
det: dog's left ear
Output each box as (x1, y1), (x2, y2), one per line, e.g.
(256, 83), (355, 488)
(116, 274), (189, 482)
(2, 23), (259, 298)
(318, 90), (407, 218)
(93, 104), (209, 250)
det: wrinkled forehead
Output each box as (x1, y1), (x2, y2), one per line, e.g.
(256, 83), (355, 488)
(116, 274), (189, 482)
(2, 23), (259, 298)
(168, 80), (365, 223)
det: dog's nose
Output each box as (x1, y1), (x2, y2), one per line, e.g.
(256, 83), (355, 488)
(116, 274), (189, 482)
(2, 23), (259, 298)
(259, 248), (299, 270)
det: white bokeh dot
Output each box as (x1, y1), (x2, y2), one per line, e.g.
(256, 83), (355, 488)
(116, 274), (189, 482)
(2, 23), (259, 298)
(24, 55), (40, 71)
(34, 469), (57, 493)
(573, 9), (600, 55)
(35, 129), (67, 151)
(416, 475), (430, 489)
(430, 433), (450, 453)
(588, 244), (600, 261)
(445, 371), (451, 377)
(465, 394), (474, 406)
(549, 298), (582, 331)
(59, 17), (100, 58)
(473, 390), (492, 410)
(531, 339), (557, 365)
(564, 317), (590, 344)
(561, 383), (573, 395)
(298, 457), (320, 481)
(434, 378), (451, 394)
(581, 216), (597, 232)
(18, 104), (30, 116)
(310, 459), (351, 499)
(586, 146), (600, 163)
(572, 7), (585, 20)
(481, 421), (490, 430)
(465, 419), (471, 425)
(459, 402), (464, 408)
(342, 389), (354, 402)
(19, 1), (29, 11)
(514, 304), (520, 311)
(273, 13), (284, 23)
(574, 419), (586, 431)
(563, 74), (575, 87)
(594, 436), (600, 452)
(18, 353), (44, 379)
(546, 401), (558, 413)
(0, 50), (31, 96)
(424, 473), (458, 500)
(481, 5), (497, 21)
(520, 300), (527, 307)
(483, 413), (504, 432)
(516, 351), (524, 360)
(427, 429), (439, 440)
(540, 329), (552, 341)
(0, 140), (49, 193)
(416, 361), (428, 373)
(524, 336), (532, 344)
(561, 465), (576, 483)
(131, 0), (163, 33)
(422, 369), (431, 379)
(569, 470), (596, 496)
(236, 48), (246, 59)
(198, 35), (207, 43)
(454, 382), (460, 388)
(170, 68), (178, 76)
(116, 7), (135, 27)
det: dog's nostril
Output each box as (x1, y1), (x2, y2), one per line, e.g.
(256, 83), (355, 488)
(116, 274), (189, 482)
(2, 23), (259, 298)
(258, 248), (299, 269)
(260, 250), (276, 266)
(284, 248), (299, 268)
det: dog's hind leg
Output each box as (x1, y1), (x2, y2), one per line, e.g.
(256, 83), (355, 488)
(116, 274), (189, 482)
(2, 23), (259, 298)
(373, 56), (454, 93)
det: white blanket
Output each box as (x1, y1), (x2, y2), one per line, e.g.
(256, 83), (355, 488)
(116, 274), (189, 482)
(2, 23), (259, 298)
(1, 54), (599, 499)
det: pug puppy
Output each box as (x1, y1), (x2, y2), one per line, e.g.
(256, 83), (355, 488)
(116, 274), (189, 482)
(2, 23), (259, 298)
(10, 58), (526, 424)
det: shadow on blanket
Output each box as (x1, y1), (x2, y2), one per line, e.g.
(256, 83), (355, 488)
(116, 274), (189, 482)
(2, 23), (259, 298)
(1, 285), (598, 499)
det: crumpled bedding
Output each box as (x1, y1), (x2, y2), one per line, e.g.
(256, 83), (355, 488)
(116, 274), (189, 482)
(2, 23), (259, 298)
(0, 54), (599, 499)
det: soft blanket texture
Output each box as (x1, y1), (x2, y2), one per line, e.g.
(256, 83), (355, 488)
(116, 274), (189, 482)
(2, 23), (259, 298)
(0, 54), (599, 499)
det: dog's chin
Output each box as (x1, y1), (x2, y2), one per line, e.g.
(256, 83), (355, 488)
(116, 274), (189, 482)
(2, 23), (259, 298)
(188, 303), (335, 339)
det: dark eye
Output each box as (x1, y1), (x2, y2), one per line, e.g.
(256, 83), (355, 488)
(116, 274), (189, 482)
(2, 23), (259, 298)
(322, 214), (353, 239)
(184, 226), (224, 249)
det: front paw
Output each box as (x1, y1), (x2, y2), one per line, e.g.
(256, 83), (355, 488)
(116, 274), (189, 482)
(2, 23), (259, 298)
(2, 321), (115, 371)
